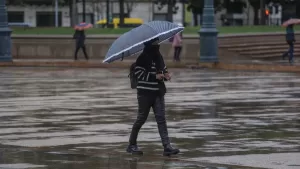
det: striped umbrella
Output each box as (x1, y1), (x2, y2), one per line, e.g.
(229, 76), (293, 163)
(103, 21), (184, 63)
(74, 22), (93, 30)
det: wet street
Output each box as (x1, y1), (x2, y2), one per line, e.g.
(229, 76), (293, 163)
(0, 67), (299, 169)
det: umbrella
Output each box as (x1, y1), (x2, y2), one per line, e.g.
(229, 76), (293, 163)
(103, 21), (184, 63)
(282, 18), (300, 27)
(74, 22), (93, 30)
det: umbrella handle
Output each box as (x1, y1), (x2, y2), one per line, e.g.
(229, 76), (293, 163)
(121, 52), (124, 61)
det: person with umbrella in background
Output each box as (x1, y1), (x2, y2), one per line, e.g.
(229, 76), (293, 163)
(73, 23), (92, 61)
(173, 23), (183, 62)
(102, 21), (184, 156)
(282, 18), (299, 64)
(127, 37), (180, 156)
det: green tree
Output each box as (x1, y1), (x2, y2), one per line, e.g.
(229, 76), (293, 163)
(187, 0), (222, 26)
(248, 0), (287, 25)
(154, 0), (178, 22)
(223, 0), (246, 14)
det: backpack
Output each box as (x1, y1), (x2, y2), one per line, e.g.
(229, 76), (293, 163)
(128, 62), (137, 89)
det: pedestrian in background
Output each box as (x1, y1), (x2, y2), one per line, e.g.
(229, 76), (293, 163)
(73, 30), (89, 61)
(282, 24), (295, 64)
(172, 32), (182, 62)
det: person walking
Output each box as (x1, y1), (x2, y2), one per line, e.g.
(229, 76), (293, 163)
(282, 24), (295, 64)
(127, 38), (180, 156)
(73, 30), (89, 61)
(172, 32), (182, 62)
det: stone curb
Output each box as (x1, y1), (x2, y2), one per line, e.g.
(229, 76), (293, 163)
(1, 61), (300, 73)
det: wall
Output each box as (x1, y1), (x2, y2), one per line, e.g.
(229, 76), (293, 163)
(11, 35), (200, 62)
(11, 33), (291, 62)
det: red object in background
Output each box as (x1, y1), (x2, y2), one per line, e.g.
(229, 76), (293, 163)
(265, 9), (270, 16)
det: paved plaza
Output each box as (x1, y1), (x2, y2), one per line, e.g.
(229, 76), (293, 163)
(0, 67), (299, 169)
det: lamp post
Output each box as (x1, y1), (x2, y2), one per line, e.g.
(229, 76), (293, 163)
(55, 0), (58, 27)
(199, 0), (218, 63)
(0, 0), (12, 62)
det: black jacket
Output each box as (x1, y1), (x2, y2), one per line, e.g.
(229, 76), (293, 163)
(135, 45), (168, 96)
(73, 30), (86, 47)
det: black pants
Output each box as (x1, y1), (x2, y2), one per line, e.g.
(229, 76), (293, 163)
(75, 41), (89, 60)
(173, 46), (182, 61)
(129, 94), (170, 146)
(283, 40), (294, 61)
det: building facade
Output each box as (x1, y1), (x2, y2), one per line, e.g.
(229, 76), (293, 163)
(7, 1), (184, 27)
(7, 0), (299, 27)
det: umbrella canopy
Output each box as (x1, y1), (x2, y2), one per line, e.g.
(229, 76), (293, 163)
(74, 22), (93, 30)
(282, 18), (300, 27)
(103, 21), (184, 63)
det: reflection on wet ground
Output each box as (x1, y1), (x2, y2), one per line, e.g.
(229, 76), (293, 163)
(0, 67), (299, 169)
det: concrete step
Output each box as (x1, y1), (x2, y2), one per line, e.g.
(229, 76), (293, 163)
(227, 45), (300, 52)
(241, 48), (300, 55)
(219, 37), (285, 44)
(251, 52), (300, 58)
(227, 45), (289, 52)
(219, 42), (288, 48)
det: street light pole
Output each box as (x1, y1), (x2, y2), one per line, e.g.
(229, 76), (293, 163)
(199, 0), (218, 63)
(260, 0), (265, 25)
(0, 0), (12, 62)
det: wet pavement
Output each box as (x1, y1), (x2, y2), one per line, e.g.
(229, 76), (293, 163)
(0, 67), (299, 169)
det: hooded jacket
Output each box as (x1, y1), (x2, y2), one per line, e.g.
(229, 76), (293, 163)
(134, 43), (168, 96)
(286, 25), (295, 41)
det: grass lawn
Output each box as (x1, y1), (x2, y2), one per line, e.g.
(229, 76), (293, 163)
(11, 26), (298, 35)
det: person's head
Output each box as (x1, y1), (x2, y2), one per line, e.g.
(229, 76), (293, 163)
(138, 37), (163, 69)
(144, 38), (159, 47)
(143, 38), (160, 54)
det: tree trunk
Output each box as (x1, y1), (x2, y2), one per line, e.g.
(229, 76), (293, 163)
(259, 0), (265, 25)
(254, 8), (259, 25)
(106, 0), (110, 27)
(193, 12), (198, 26)
(69, 0), (73, 26)
(167, 0), (173, 22)
(119, 0), (125, 26)
(126, 2), (133, 17)
(82, 0), (86, 22)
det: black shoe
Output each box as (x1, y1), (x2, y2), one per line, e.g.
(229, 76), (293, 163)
(163, 144), (180, 156)
(126, 145), (143, 155)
